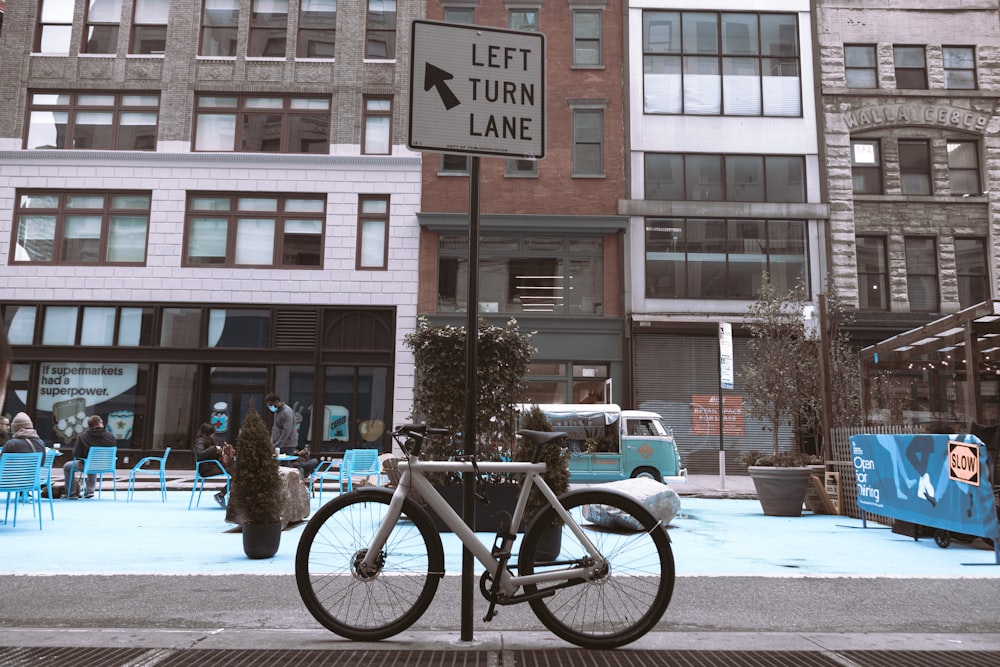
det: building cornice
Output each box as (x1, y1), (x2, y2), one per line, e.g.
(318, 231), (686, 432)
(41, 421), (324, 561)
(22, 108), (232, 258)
(0, 150), (421, 169)
(618, 199), (830, 220)
(417, 212), (627, 232)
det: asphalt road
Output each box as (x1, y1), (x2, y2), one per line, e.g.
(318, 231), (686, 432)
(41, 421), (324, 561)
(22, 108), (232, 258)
(3, 574), (999, 636)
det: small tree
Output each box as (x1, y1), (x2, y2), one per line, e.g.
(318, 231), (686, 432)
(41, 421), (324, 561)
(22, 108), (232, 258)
(514, 405), (569, 522)
(228, 406), (282, 525)
(405, 317), (535, 481)
(742, 275), (816, 457)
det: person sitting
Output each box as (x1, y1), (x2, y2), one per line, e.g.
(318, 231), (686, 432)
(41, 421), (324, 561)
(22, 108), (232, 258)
(62, 414), (115, 499)
(292, 446), (319, 483)
(194, 422), (233, 508)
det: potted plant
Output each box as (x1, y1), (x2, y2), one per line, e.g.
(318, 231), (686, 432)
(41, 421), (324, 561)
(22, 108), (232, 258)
(514, 405), (569, 559)
(740, 450), (822, 517)
(404, 317), (536, 532)
(228, 406), (283, 558)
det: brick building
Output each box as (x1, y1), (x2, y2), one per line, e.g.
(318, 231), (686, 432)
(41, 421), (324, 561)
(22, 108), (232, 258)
(0, 0), (426, 464)
(816, 0), (1000, 427)
(416, 1), (629, 404)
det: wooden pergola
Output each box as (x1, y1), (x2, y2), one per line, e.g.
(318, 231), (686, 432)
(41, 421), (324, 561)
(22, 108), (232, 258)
(860, 300), (1000, 426)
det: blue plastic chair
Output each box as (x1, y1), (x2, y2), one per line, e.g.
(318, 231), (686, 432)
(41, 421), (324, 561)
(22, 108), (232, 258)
(0, 452), (44, 530)
(188, 458), (230, 510)
(340, 448), (381, 493)
(78, 446), (118, 500)
(128, 447), (171, 502)
(41, 448), (57, 519)
(315, 452), (349, 507)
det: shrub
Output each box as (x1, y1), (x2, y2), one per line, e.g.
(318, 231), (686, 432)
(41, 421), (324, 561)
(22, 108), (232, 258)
(228, 407), (282, 525)
(514, 405), (570, 522)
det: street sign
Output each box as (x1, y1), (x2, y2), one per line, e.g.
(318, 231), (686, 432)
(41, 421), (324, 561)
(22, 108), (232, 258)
(719, 322), (734, 390)
(408, 20), (545, 159)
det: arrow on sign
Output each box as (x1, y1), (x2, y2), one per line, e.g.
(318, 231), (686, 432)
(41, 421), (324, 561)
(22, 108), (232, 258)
(424, 63), (461, 110)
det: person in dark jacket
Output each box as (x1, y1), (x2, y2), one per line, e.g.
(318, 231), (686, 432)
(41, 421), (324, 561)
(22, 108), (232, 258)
(62, 414), (116, 499)
(194, 422), (231, 508)
(1, 412), (46, 458)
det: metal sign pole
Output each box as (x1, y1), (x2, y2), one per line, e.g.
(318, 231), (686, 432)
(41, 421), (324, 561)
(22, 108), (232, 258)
(461, 156), (481, 641)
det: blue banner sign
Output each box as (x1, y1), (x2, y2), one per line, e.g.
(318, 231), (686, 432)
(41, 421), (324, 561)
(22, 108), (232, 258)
(850, 433), (999, 540)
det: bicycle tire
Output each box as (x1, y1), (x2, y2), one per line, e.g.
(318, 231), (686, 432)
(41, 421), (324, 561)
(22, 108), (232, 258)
(518, 489), (675, 649)
(295, 488), (444, 641)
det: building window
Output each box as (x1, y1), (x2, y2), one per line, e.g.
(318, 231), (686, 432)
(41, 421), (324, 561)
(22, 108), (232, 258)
(83, 0), (122, 54)
(298, 0), (336, 58)
(893, 45), (926, 89)
(35, 0), (75, 53)
(850, 140), (881, 194)
(357, 195), (389, 270)
(898, 139), (931, 195)
(905, 237), (939, 312)
(12, 191), (150, 265)
(525, 362), (609, 404)
(955, 238), (988, 309)
(130, 0), (169, 54)
(844, 44), (876, 88)
(943, 46), (976, 89)
(645, 218), (807, 299)
(642, 11), (800, 117)
(248, 0), (288, 57)
(184, 193), (325, 268)
(362, 96), (391, 154)
(14, 304), (153, 346)
(26, 92), (160, 150)
(438, 234), (604, 315)
(444, 7), (473, 23)
(573, 109), (603, 176)
(506, 159), (537, 177)
(193, 94), (330, 153)
(200, 0), (239, 57)
(644, 153), (805, 203)
(856, 236), (888, 310)
(573, 10), (602, 66)
(947, 141), (980, 195)
(440, 154), (469, 175)
(510, 9), (538, 32)
(365, 0), (396, 59)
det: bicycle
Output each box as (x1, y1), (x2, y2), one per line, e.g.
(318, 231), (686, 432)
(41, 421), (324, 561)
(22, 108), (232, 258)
(295, 423), (676, 649)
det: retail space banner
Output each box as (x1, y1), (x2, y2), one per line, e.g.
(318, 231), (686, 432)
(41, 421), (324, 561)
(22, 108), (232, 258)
(690, 394), (744, 436)
(850, 433), (1000, 539)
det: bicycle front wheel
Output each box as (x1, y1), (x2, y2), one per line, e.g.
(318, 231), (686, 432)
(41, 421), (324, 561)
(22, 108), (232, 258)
(295, 489), (444, 641)
(518, 489), (675, 649)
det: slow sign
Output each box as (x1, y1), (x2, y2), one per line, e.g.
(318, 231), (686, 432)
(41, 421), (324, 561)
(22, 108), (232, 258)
(408, 20), (546, 158)
(948, 440), (980, 486)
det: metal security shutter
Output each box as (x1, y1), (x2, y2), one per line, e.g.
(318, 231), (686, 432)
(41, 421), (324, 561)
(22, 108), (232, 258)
(634, 333), (793, 474)
(274, 310), (319, 350)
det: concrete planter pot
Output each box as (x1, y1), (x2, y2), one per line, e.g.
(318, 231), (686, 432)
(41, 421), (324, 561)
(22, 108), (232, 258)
(747, 466), (813, 517)
(242, 521), (282, 559)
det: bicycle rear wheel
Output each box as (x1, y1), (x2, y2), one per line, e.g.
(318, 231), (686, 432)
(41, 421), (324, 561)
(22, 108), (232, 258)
(518, 489), (675, 649)
(295, 488), (444, 640)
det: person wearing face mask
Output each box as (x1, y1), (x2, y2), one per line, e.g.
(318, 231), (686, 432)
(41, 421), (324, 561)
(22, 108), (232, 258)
(264, 392), (297, 456)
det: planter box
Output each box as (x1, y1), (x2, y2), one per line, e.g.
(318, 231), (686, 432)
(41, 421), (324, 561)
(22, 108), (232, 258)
(426, 484), (522, 533)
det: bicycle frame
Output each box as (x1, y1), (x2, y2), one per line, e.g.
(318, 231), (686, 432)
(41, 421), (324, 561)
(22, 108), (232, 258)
(359, 455), (608, 599)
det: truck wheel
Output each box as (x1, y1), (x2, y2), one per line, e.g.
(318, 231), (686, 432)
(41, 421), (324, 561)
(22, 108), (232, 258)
(630, 467), (661, 482)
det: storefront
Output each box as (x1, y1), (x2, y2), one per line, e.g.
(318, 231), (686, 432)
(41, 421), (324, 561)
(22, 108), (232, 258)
(2, 302), (396, 468)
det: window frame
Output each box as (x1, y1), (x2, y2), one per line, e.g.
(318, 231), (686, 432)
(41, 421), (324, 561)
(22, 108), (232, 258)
(82, 0), (123, 54)
(506, 158), (538, 178)
(130, 0), (169, 55)
(200, 0), (240, 57)
(297, 0), (336, 59)
(183, 192), (327, 269)
(943, 46), (976, 90)
(893, 44), (927, 89)
(248, 0), (289, 58)
(361, 95), (392, 155)
(35, 0), (75, 54)
(947, 140), (980, 196)
(904, 236), (939, 313)
(444, 7), (474, 24)
(850, 139), (882, 195)
(898, 139), (931, 195)
(573, 9), (602, 67)
(641, 10), (801, 117)
(856, 235), (889, 311)
(25, 91), (161, 151)
(955, 237), (989, 310)
(509, 9), (539, 32)
(11, 190), (151, 266)
(644, 153), (805, 203)
(440, 154), (470, 175)
(356, 195), (390, 270)
(192, 93), (331, 154)
(365, 0), (397, 60)
(844, 44), (877, 88)
(572, 108), (604, 177)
